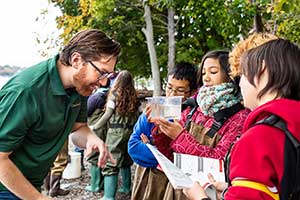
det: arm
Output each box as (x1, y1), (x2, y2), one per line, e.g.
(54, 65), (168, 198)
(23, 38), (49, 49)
(152, 106), (191, 140)
(0, 89), (51, 200)
(162, 110), (248, 159)
(70, 122), (114, 167)
(0, 152), (52, 200)
(151, 127), (174, 161)
(128, 113), (158, 167)
(92, 103), (114, 130)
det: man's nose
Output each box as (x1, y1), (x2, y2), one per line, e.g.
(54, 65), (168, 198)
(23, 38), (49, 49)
(98, 78), (108, 87)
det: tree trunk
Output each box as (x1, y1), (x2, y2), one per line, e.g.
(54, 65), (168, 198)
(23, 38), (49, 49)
(142, 1), (161, 96)
(253, 11), (264, 33)
(249, 0), (264, 33)
(167, 7), (175, 72)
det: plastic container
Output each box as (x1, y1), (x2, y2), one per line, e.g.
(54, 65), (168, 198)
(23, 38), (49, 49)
(62, 151), (81, 179)
(146, 96), (183, 119)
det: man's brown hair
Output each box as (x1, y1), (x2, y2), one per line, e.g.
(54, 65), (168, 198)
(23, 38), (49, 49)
(59, 29), (121, 65)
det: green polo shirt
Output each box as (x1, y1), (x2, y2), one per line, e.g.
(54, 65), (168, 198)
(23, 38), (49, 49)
(0, 55), (87, 191)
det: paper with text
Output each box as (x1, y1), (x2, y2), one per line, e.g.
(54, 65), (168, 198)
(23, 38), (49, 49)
(174, 152), (225, 184)
(146, 144), (194, 189)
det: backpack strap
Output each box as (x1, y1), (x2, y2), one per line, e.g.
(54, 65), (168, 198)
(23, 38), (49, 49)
(184, 105), (198, 129)
(182, 97), (197, 111)
(183, 98), (198, 129)
(255, 115), (300, 148)
(254, 114), (300, 199)
(206, 102), (244, 138)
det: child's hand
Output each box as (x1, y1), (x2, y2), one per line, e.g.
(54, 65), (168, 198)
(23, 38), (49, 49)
(183, 182), (208, 200)
(140, 133), (150, 144)
(208, 173), (228, 199)
(144, 104), (156, 123)
(155, 119), (183, 140)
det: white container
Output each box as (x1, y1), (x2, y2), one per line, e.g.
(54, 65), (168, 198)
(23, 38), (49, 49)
(62, 151), (81, 179)
(146, 96), (183, 119)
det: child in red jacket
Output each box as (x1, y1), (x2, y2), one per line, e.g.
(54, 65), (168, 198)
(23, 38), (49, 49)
(184, 38), (300, 200)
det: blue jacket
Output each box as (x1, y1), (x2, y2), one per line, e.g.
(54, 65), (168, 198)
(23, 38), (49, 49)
(128, 113), (158, 168)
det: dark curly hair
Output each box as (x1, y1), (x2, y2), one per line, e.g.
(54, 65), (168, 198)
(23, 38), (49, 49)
(108, 70), (138, 115)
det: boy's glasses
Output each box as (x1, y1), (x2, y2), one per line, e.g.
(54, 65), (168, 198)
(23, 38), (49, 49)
(165, 84), (190, 95)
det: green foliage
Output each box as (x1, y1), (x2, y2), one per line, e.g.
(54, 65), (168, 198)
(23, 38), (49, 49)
(50, 0), (300, 78)
(272, 0), (300, 43)
(179, 0), (255, 52)
(278, 18), (300, 43)
(51, 0), (81, 16)
(51, 0), (169, 78)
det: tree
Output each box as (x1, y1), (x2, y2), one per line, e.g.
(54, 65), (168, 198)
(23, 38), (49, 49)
(51, 0), (172, 95)
(243, 0), (300, 43)
(48, 0), (300, 85)
(270, 0), (300, 43)
(142, 0), (161, 96)
(51, 0), (152, 76)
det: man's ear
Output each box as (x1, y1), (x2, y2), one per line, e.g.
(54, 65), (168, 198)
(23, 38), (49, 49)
(70, 52), (82, 69)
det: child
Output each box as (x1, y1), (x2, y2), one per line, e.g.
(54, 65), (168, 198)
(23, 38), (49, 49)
(85, 73), (118, 192)
(92, 70), (139, 200)
(155, 50), (249, 200)
(157, 50), (249, 159)
(184, 38), (300, 200)
(128, 62), (198, 200)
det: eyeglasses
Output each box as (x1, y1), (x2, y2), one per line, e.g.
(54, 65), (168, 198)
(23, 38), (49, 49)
(88, 61), (115, 80)
(165, 84), (190, 95)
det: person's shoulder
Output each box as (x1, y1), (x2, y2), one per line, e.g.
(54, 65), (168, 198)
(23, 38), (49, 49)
(135, 113), (153, 128)
(0, 75), (34, 96)
(88, 91), (108, 106)
(138, 112), (148, 122)
(11, 61), (49, 89)
(241, 123), (283, 145)
(108, 93), (117, 101)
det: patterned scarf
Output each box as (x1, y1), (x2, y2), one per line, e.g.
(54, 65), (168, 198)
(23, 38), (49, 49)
(197, 82), (242, 116)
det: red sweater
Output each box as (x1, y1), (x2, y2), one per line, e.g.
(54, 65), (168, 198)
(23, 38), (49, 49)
(153, 106), (250, 160)
(226, 99), (300, 199)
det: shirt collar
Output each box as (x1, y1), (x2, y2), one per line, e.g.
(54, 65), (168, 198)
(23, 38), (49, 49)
(48, 54), (67, 96)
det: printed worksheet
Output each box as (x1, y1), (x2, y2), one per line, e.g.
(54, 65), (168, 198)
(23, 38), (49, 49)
(174, 152), (225, 184)
(146, 144), (194, 189)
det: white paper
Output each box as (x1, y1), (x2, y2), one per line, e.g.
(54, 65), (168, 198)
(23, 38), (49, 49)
(174, 152), (225, 184)
(146, 144), (194, 189)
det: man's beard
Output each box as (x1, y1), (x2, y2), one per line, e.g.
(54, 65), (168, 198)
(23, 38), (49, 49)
(73, 70), (95, 96)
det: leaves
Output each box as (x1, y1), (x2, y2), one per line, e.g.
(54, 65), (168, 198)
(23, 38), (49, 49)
(47, 0), (300, 78)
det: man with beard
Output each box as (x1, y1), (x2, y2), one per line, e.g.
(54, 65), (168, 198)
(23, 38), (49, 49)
(0, 29), (120, 200)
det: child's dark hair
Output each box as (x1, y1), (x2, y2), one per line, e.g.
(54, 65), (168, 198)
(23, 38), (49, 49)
(197, 50), (231, 86)
(241, 38), (300, 100)
(168, 62), (198, 92)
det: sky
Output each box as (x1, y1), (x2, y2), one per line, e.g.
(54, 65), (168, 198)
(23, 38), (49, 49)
(0, 0), (62, 67)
